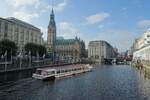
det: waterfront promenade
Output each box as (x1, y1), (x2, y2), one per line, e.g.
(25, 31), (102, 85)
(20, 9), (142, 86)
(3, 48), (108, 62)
(1, 65), (150, 100)
(0, 59), (53, 73)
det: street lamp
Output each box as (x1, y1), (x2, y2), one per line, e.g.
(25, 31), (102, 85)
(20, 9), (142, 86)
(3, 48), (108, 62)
(4, 51), (7, 71)
(36, 51), (39, 67)
(18, 52), (23, 69)
(28, 51), (31, 67)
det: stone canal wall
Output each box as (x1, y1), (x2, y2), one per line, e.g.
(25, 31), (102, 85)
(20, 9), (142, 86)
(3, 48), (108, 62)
(141, 61), (150, 76)
(133, 60), (150, 76)
(0, 59), (52, 73)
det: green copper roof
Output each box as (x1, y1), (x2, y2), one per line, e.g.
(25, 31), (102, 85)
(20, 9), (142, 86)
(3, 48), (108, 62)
(49, 8), (56, 28)
(56, 39), (76, 45)
(56, 36), (85, 46)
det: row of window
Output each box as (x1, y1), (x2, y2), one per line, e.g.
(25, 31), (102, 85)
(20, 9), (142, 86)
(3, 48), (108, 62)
(0, 23), (42, 44)
(134, 46), (150, 61)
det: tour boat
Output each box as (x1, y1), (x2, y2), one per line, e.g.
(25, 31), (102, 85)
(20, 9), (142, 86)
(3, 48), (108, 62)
(32, 64), (93, 80)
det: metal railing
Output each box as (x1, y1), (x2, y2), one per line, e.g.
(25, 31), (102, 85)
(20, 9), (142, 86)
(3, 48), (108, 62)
(0, 58), (52, 72)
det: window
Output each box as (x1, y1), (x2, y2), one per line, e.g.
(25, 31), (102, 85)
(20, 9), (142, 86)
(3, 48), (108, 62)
(15, 27), (18, 32)
(4, 22), (8, 38)
(26, 30), (29, 41)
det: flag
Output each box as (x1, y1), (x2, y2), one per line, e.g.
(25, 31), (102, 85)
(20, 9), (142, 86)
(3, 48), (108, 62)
(4, 51), (7, 57)
(28, 51), (31, 56)
(18, 52), (22, 58)
(1, 55), (4, 59)
(18, 52), (21, 57)
(43, 54), (45, 59)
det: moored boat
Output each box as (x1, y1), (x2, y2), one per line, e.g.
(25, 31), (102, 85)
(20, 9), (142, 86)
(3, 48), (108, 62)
(32, 64), (93, 80)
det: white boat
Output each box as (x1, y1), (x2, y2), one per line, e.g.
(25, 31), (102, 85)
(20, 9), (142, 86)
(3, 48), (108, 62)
(32, 64), (93, 80)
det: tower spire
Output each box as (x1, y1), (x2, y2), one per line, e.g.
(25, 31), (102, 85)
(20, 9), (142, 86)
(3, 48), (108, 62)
(51, 0), (54, 14)
(49, 0), (55, 27)
(47, 0), (56, 51)
(51, 8), (54, 15)
(50, 0), (54, 17)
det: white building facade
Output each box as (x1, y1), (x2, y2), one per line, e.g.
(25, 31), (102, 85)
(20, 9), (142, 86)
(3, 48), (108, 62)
(88, 40), (117, 64)
(0, 17), (44, 51)
(133, 28), (150, 61)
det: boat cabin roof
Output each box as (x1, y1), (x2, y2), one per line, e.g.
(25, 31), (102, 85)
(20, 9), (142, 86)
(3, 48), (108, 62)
(37, 68), (56, 72)
(36, 64), (87, 72)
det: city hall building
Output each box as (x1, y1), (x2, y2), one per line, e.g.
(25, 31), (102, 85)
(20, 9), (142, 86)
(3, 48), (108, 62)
(0, 17), (44, 51)
(47, 9), (86, 61)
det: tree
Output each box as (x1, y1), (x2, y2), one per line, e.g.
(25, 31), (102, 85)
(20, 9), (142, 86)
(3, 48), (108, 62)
(24, 43), (46, 57)
(38, 45), (47, 57)
(0, 39), (18, 59)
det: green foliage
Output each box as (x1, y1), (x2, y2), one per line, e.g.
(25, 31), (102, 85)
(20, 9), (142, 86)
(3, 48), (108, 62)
(0, 39), (18, 58)
(38, 45), (47, 56)
(24, 43), (46, 57)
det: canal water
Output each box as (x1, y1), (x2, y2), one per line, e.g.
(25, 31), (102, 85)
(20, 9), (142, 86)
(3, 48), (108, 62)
(0, 65), (150, 100)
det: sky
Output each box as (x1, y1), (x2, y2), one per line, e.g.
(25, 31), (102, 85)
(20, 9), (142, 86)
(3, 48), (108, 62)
(0, 0), (150, 52)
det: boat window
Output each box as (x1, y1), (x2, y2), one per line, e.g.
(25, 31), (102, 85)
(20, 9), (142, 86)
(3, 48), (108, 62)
(41, 71), (48, 76)
(61, 70), (64, 73)
(57, 70), (61, 74)
(51, 71), (55, 74)
(65, 70), (68, 72)
(48, 71), (55, 74)
(36, 70), (42, 74)
(69, 69), (72, 71)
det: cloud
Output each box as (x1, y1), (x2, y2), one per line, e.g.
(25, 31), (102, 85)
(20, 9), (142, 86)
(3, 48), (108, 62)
(13, 11), (39, 22)
(39, 26), (47, 41)
(55, 0), (68, 11)
(45, 0), (69, 12)
(98, 25), (104, 29)
(86, 12), (110, 24)
(4, 0), (41, 23)
(93, 29), (139, 52)
(122, 7), (127, 11)
(4, 0), (69, 23)
(57, 22), (79, 38)
(39, 21), (88, 44)
(6, 0), (40, 8)
(6, 0), (69, 12)
(137, 19), (150, 28)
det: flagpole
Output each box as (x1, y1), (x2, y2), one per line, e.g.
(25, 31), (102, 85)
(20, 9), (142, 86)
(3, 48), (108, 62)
(37, 51), (39, 67)
(4, 51), (7, 72)
(43, 54), (45, 65)
(20, 57), (21, 69)
(28, 51), (31, 67)
(19, 52), (22, 69)
(11, 49), (12, 64)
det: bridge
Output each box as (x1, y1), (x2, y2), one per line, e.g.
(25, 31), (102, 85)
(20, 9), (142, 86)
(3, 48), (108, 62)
(103, 58), (125, 65)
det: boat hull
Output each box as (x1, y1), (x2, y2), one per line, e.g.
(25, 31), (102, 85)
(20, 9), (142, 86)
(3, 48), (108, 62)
(43, 76), (55, 81)
(32, 74), (55, 81)
(32, 64), (93, 81)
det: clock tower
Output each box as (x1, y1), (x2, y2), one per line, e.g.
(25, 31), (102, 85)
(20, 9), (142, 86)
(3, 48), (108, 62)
(47, 8), (56, 53)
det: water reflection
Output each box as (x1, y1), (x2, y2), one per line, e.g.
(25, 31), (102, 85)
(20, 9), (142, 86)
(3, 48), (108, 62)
(0, 65), (150, 100)
(0, 69), (34, 84)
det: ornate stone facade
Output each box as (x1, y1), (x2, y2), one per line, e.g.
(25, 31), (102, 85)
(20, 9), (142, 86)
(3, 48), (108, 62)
(55, 37), (85, 60)
(47, 9), (86, 61)
(0, 17), (44, 51)
(47, 9), (56, 52)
